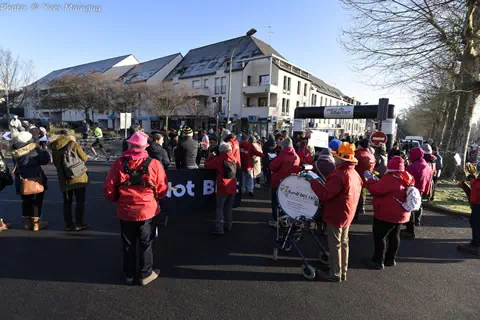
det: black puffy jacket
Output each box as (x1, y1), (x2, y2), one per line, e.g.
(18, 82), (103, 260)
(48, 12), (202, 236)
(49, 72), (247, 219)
(175, 137), (199, 169)
(147, 143), (170, 169)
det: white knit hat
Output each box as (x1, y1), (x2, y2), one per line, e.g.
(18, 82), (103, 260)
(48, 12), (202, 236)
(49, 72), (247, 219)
(16, 131), (33, 144)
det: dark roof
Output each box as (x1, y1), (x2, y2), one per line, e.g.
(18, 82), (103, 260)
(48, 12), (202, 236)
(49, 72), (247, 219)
(36, 54), (134, 85)
(120, 53), (182, 84)
(166, 36), (286, 80)
(310, 75), (345, 99)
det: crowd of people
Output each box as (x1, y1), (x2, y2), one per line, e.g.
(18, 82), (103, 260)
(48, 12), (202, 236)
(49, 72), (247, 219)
(1, 120), (478, 286)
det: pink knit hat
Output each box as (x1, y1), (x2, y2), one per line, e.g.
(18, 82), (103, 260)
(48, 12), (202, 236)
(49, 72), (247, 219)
(127, 131), (149, 148)
(387, 156), (405, 172)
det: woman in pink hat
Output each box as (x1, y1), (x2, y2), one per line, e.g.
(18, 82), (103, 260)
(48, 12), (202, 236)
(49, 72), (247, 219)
(104, 131), (169, 286)
(365, 156), (414, 269)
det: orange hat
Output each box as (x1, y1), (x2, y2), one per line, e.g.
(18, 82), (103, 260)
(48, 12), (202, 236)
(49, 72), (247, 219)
(334, 142), (358, 163)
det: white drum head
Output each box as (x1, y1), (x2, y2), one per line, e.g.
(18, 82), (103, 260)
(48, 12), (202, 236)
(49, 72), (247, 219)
(277, 175), (319, 219)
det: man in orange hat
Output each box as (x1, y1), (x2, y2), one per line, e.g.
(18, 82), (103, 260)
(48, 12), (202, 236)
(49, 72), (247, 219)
(309, 142), (363, 282)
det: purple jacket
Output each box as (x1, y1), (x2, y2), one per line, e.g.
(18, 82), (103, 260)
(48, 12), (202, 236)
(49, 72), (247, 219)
(407, 147), (433, 194)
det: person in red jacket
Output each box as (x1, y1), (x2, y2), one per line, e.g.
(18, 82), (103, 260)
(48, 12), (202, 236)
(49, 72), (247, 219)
(205, 142), (237, 236)
(456, 164), (480, 256)
(240, 136), (264, 196)
(354, 139), (376, 219)
(298, 140), (314, 166)
(402, 147), (433, 239)
(104, 132), (168, 286)
(366, 156), (415, 269)
(309, 142), (362, 282)
(221, 129), (241, 168)
(269, 138), (300, 227)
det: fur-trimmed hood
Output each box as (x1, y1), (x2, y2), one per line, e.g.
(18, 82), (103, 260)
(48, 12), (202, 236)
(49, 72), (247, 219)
(49, 135), (76, 151)
(11, 143), (37, 159)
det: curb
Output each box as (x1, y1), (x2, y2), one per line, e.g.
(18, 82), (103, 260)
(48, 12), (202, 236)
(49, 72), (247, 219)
(423, 202), (470, 218)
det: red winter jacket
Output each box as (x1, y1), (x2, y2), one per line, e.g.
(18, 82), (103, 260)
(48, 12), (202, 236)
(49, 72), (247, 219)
(354, 148), (376, 184)
(270, 147), (301, 189)
(240, 141), (264, 171)
(470, 178), (480, 205)
(367, 171), (414, 224)
(204, 151), (237, 195)
(227, 138), (241, 168)
(310, 161), (362, 228)
(298, 148), (314, 166)
(407, 148), (433, 194)
(104, 149), (169, 222)
(239, 140), (250, 170)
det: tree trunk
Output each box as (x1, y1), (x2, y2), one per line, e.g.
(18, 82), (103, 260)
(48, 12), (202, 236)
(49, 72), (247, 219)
(443, 1), (480, 178)
(165, 115), (169, 132)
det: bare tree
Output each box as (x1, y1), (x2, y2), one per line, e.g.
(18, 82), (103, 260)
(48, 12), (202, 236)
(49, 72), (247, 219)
(0, 48), (36, 123)
(105, 81), (148, 137)
(183, 98), (209, 129)
(46, 73), (108, 122)
(340, 0), (480, 172)
(147, 82), (195, 130)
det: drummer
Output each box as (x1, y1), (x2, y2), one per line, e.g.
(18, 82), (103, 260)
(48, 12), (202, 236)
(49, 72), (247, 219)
(307, 142), (362, 282)
(268, 138), (301, 228)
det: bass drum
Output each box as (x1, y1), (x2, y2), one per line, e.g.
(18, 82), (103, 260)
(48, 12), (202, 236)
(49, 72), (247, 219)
(277, 175), (320, 219)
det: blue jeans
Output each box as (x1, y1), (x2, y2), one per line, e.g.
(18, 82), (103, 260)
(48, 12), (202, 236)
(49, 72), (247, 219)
(242, 169), (254, 193)
(471, 204), (480, 246)
(120, 218), (155, 279)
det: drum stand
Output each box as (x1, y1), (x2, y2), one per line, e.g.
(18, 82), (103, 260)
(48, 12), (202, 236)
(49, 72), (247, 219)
(272, 208), (329, 280)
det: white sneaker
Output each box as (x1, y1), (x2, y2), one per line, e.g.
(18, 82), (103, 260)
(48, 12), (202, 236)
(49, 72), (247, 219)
(141, 269), (160, 286)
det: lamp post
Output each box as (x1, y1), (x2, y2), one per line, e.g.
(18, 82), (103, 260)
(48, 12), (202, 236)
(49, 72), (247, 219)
(226, 28), (257, 130)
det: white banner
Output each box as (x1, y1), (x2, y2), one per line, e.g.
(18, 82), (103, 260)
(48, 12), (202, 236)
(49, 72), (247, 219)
(120, 113), (132, 129)
(324, 106), (354, 119)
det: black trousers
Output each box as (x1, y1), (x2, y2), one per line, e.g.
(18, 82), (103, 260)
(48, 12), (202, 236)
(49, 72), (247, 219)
(372, 218), (401, 264)
(62, 187), (86, 227)
(120, 218), (155, 279)
(471, 204), (480, 247)
(405, 205), (423, 234)
(21, 192), (45, 218)
(271, 188), (278, 220)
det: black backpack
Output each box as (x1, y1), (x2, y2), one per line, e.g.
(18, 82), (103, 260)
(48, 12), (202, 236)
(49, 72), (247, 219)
(120, 157), (156, 197)
(223, 160), (237, 179)
(62, 142), (88, 180)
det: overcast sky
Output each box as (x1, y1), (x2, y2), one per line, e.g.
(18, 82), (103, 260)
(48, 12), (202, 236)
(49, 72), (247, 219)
(1, 0), (412, 109)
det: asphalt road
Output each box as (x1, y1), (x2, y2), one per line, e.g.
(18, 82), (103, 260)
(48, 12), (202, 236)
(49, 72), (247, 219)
(0, 162), (478, 320)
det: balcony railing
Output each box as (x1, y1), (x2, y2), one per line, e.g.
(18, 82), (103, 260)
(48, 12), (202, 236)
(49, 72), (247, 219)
(244, 104), (276, 108)
(244, 81), (278, 87)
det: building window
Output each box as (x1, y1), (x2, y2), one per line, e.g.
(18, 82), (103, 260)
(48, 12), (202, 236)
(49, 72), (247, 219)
(247, 76), (251, 86)
(259, 75), (269, 86)
(297, 81), (301, 95)
(282, 98), (286, 113)
(215, 78), (220, 94)
(203, 79), (208, 88)
(286, 99), (290, 113)
(221, 76), (226, 94)
(246, 97), (251, 107)
(320, 96), (323, 106)
(296, 101), (300, 108)
(192, 80), (201, 89)
(337, 100), (339, 106)
(304, 83), (307, 96)
(330, 99), (333, 106)
(287, 77), (291, 91)
(311, 94), (317, 106)
(283, 76), (287, 90)
(259, 97), (268, 107)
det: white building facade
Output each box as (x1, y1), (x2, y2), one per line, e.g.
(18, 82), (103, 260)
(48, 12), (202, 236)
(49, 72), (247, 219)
(24, 35), (367, 138)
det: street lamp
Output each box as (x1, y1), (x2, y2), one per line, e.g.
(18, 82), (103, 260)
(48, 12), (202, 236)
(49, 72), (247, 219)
(226, 28), (257, 129)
